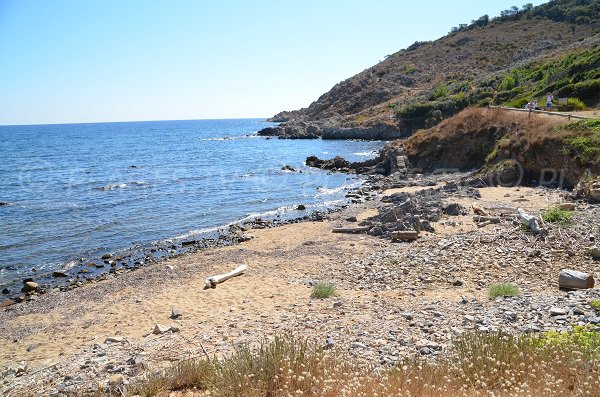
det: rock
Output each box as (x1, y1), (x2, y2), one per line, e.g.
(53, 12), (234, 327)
(549, 307), (568, 316)
(325, 336), (335, 349)
(101, 254), (112, 260)
(152, 324), (170, 334)
(588, 246), (600, 259)
(52, 271), (68, 278)
(419, 347), (432, 355)
(346, 216), (358, 222)
(281, 165), (296, 172)
(170, 324), (180, 332)
(15, 362), (27, 375)
(452, 279), (464, 287)
(104, 336), (124, 343)
(416, 339), (441, 350)
(238, 234), (254, 242)
(443, 203), (466, 216)
(22, 281), (38, 292)
(350, 341), (367, 349)
(558, 203), (576, 211)
(1, 288), (10, 294)
(170, 308), (183, 319)
(108, 374), (125, 387)
(297, 204), (306, 210)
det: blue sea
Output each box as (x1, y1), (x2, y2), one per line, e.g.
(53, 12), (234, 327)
(0, 119), (383, 290)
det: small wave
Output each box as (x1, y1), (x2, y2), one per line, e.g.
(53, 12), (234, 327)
(353, 151), (376, 157)
(201, 135), (249, 141)
(315, 182), (360, 197)
(97, 183), (127, 191)
(129, 181), (147, 186)
(0, 201), (15, 207)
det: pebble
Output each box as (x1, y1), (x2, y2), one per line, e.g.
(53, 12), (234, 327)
(108, 373), (124, 387)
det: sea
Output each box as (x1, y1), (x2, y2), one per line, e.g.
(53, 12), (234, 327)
(0, 118), (384, 291)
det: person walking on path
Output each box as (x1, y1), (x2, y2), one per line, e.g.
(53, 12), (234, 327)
(546, 93), (554, 111)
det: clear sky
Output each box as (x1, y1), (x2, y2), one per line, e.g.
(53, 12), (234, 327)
(0, 0), (547, 125)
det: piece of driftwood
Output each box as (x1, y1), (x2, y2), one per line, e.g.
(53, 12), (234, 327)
(472, 203), (488, 216)
(204, 264), (248, 289)
(391, 230), (419, 241)
(558, 269), (595, 290)
(517, 208), (541, 234)
(332, 226), (371, 233)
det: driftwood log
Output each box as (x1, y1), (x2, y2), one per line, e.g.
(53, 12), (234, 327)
(472, 203), (488, 216)
(517, 208), (541, 234)
(391, 230), (419, 241)
(558, 269), (595, 290)
(332, 226), (371, 234)
(204, 264), (248, 289)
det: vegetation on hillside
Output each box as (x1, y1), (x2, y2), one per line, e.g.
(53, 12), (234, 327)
(123, 330), (599, 396)
(450, 0), (600, 35)
(558, 119), (600, 163)
(392, 44), (600, 129)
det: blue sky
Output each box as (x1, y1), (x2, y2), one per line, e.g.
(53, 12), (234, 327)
(0, 0), (547, 125)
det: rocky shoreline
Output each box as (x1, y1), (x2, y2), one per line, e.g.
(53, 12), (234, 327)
(1, 163), (599, 395)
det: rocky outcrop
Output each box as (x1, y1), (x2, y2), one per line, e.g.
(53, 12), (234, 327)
(305, 144), (409, 176)
(257, 121), (320, 139)
(362, 183), (481, 239)
(321, 124), (410, 140)
(572, 177), (600, 203)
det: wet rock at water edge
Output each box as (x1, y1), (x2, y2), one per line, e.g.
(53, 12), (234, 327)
(22, 281), (38, 292)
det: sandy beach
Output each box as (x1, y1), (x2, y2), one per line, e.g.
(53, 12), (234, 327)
(2, 181), (599, 395)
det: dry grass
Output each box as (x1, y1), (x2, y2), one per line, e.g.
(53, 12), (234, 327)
(113, 330), (600, 397)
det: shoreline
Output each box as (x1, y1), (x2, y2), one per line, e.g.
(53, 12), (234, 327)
(0, 173), (376, 305)
(1, 171), (599, 395)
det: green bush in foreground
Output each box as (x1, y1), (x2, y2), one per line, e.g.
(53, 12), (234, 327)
(311, 282), (336, 299)
(590, 299), (600, 312)
(123, 330), (600, 397)
(488, 282), (520, 298)
(542, 206), (574, 225)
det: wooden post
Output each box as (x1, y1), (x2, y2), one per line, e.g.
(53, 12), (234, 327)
(558, 269), (595, 290)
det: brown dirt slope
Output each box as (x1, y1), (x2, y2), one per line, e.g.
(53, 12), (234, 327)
(402, 107), (600, 187)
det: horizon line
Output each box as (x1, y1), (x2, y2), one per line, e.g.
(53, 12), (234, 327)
(0, 116), (271, 128)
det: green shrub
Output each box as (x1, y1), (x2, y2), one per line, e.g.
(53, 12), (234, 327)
(567, 97), (587, 110)
(505, 97), (529, 108)
(429, 85), (450, 100)
(499, 74), (518, 91)
(486, 146), (499, 162)
(311, 282), (336, 299)
(542, 206), (574, 224)
(488, 283), (520, 298)
(590, 299), (600, 311)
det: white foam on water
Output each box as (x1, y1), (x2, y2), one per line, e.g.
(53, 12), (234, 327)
(98, 183), (128, 190)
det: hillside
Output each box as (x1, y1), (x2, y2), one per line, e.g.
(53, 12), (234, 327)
(400, 107), (599, 188)
(260, 0), (600, 139)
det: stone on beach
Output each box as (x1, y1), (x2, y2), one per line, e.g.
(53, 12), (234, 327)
(153, 324), (171, 334)
(22, 281), (38, 292)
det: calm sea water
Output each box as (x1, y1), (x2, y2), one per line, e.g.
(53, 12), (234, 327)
(0, 119), (383, 288)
